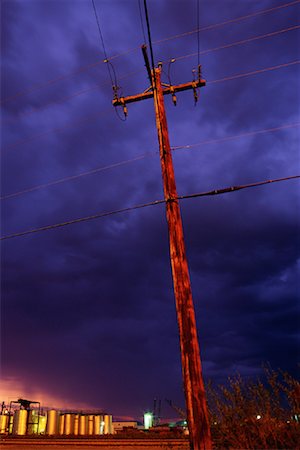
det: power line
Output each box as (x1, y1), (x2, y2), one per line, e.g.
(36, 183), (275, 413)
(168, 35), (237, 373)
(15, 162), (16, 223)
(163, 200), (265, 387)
(1, 153), (154, 200)
(1, 175), (299, 241)
(3, 69), (141, 125)
(178, 175), (300, 200)
(3, 59), (298, 152)
(153, 0), (300, 46)
(172, 122), (300, 151)
(4, 24), (299, 125)
(3, 0), (297, 106)
(197, 0), (200, 67)
(143, 0), (156, 72)
(138, 0), (147, 43)
(207, 60), (300, 85)
(91, 0), (115, 88)
(2, 121), (299, 201)
(174, 24), (300, 62)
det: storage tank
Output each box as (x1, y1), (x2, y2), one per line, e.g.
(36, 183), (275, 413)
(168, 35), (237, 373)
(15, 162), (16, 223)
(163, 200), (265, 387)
(104, 414), (112, 434)
(27, 410), (38, 434)
(58, 414), (65, 435)
(73, 414), (79, 435)
(87, 415), (94, 435)
(38, 415), (47, 434)
(93, 415), (102, 435)
(0, 414), (9, 434)
(8, 415), (13, 434)
(78, 415), (87, 435)
(64, 414), (74, 435)
(12, 410), (28, 435)
(46, 410), (59, 435)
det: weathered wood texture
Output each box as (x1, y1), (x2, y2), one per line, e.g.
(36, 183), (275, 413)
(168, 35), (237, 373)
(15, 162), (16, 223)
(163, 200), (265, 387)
(152, 68), (211, 450)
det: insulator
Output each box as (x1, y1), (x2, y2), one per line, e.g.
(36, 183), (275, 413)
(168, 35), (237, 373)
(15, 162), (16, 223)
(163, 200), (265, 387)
(172, 93), (177, 106)
(193, 87), (198, 105)
(123, 105), (128, 117)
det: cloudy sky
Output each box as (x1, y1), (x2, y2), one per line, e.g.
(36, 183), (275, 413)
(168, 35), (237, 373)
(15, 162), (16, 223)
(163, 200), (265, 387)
(1, 0), (299, 420)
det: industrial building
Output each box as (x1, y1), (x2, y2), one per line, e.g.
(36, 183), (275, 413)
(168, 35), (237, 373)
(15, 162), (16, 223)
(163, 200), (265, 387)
(0, 399), (113, 436)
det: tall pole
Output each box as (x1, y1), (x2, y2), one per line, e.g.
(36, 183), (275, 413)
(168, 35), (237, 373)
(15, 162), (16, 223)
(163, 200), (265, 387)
(112, 46), (211, 449)
(152, 67), (211, 450)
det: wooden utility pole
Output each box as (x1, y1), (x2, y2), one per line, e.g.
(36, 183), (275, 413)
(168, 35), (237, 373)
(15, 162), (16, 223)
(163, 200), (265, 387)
(113, 46), (211, 450)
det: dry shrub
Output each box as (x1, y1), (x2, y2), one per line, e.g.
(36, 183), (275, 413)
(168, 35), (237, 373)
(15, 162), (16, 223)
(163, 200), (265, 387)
(207, 367), (300, 449)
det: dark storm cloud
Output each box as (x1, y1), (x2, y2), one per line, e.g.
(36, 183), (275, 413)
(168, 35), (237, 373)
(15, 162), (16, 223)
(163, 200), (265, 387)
(1, 0), (299, 418)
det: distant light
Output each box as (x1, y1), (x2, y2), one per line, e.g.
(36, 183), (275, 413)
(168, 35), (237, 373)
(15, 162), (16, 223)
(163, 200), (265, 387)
(256, 415), (262, 420)
(100, 421), (105, 434)
(144, 412), (153, 430)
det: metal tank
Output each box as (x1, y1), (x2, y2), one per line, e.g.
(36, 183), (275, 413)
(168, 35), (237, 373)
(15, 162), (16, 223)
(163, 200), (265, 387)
(38, 415), (47, 434)
(104, 414), (112, 434)
(64, 413), (74, 435)
(73, 414), (79, 435)
(27, 410), (38, 434)
(46, 410), (59, 435)
(8, 415), (13, 434)
(0, 414), (9, 434)
(58, 414), (65, 435)
(78, 414), (87, 435)
(93, 415), (102, 435)
(87, 415), (94, 435)
(12, 410), (28, 435)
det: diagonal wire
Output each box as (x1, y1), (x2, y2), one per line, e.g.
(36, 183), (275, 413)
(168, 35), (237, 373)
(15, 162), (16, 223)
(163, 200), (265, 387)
(153, 0), (300, 46)
(1, 0), (299, 106)
(3, 24), (299, 125)
(2, 121), (299, 201)
(138, 0), (147, 43)
(91, 0), (114, 87)
(1, 175), (299, 241)
(197, 0), (200, 66)
(3, 59), (299, 152)
(174, 24), (300, 62)
(2, 122), (299, 201)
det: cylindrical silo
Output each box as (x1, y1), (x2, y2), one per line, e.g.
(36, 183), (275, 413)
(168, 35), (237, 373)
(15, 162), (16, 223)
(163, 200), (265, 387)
(46, 410), (59, 435)
(104, 415), (112, 434)
(93, 415), (102, 435)
(0, 415), (9, 434)
(64, 413), (74, 435)
(27, 410), (38, 434)
(12, 410), (28, 435)
(38, 415), (47, 434)
(58, 414), (65, 435)
(73, 414), (79, 435)
(87, 415), (94, 435)
(8, 415), (13, 434)
(79, 415), (87, 435)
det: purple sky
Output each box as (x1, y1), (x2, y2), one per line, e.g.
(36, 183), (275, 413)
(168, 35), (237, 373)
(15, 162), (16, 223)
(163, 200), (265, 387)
(1, 0), (299, 420)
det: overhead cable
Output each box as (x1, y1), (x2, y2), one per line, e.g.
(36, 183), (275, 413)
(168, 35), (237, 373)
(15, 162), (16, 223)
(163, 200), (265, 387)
(154, 0), (300, 46)
(2, 0), (298, 105)
(175, 24), (300, 62)
(2, 122), (299, 201)
(4, 25), (299, 125)
(207, 60), (299, 85)
(3, 59), (299, 152)
(172, 122), (300, 151)
(1, 175), (299, 241)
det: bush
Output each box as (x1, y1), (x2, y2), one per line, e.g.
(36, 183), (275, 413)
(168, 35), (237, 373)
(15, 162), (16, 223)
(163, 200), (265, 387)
(206, 367), (300, 449)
